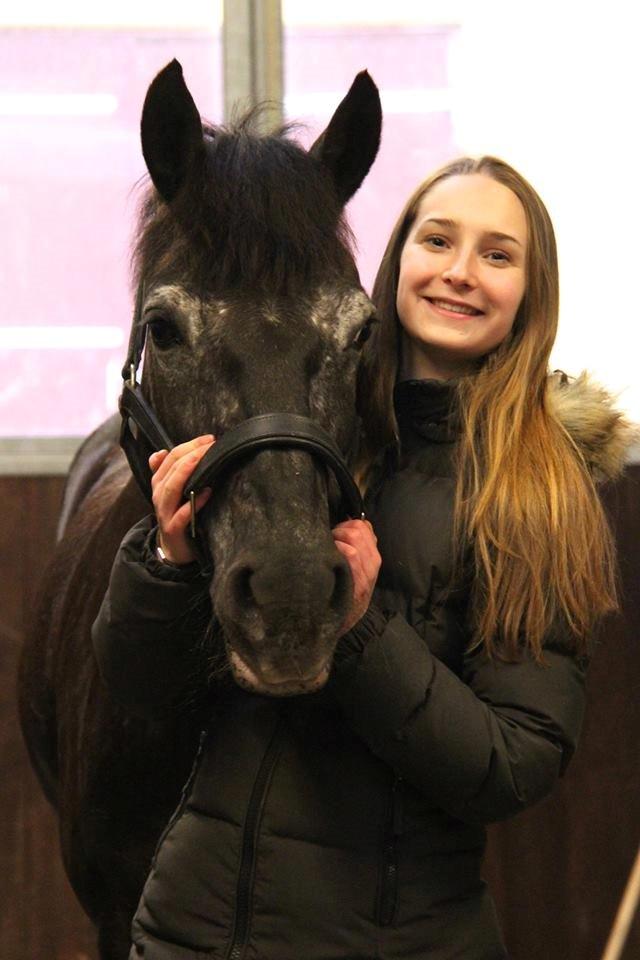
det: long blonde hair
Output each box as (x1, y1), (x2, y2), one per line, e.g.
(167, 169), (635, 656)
(359, 156), (617, 659)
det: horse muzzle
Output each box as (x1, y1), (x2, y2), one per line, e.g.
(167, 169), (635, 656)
(214, 546), (350, 696)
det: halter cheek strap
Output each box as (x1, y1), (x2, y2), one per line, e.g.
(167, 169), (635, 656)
(119, 376), (174, 501)
(119, 281), (175, 501)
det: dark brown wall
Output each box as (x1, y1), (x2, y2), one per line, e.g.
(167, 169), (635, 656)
(2, 469), (639, 960)
(485, 466), (640, 960)
(1, 476), (97, 960)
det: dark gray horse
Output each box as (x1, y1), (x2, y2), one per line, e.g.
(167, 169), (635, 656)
(19, 60), (381, 959)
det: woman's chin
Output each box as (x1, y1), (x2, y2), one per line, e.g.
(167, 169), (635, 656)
(228, 648), (331, 697)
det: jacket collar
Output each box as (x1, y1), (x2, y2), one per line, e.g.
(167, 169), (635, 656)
(547, 371), (637, 482)
(392, 371), (636, 479)
(394, 378), (459, 445)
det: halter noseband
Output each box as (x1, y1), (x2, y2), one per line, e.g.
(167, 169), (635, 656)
(118, 290), (365, 538)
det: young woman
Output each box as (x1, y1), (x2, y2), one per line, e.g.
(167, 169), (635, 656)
(93, 157), (630, 959)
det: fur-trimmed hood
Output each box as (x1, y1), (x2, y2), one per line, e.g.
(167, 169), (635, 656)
(547, 371), (638, 482)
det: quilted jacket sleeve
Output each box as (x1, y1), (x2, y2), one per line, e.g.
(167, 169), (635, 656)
(329, 604), (587, 824)
(92, 516), (214, 717)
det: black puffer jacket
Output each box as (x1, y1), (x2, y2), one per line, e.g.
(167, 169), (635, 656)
(93, 376), (624, 960)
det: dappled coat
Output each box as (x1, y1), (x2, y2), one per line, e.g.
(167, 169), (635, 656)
(92, 373), (631, 960)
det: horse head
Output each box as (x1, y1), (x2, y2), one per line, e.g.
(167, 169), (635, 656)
(127, 60), (381, 697)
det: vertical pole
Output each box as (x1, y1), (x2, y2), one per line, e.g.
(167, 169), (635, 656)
(600, 843), (640, 960)
(222, 0), (283, 132)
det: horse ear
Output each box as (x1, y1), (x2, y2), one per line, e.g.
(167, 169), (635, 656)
(141, 59), (206, 203)
(310, 71), (382, 206)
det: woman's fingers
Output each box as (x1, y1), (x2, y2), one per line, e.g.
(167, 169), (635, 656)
(164, 488), (212, 537)
(334, 538), (364, 585)
(151, 438), (214, 501)
(332, 519), (381, 635)
(151, 435), (214, 486)
(332, 520), (381, 580)
(154, 450), (203, 519)
(148, 436), (215, 565)
(333, 535), (376, 635)
(332, 518), (378, 546)
(149, 449), (168, 472)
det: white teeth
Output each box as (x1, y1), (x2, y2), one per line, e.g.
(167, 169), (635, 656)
(430, 298), (480, 316)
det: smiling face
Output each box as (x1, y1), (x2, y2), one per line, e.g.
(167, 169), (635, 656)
(396, 173), (528, 380)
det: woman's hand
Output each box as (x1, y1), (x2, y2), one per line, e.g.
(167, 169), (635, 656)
(332, 519), (381, 634)
(148, 435), (215, 565)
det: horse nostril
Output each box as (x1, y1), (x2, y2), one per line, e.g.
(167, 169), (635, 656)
(331, 559), (351, 613)
(230, 565), (257, 611)
(224, 552), (351, 627)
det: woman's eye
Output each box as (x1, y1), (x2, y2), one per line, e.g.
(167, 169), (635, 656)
(425, 235), (448, 249)
(148, 317), (183, 349)
(486, 250), (510, 264)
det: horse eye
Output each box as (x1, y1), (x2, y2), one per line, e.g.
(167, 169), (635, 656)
(351, 314), (377, 350)
(148, 317), (182, 349)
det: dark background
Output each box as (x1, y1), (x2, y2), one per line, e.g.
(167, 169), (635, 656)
(2, 467), (639, 960)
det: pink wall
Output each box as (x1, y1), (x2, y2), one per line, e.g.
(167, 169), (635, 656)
(0, 25), (457, 437)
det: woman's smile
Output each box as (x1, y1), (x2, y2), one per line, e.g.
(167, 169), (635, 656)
(424, 296), (485, 318)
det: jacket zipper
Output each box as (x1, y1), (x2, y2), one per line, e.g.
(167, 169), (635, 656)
(376, 774), (403, 927)
(226, 719), (284, 960)
(150, 728), (208, 870)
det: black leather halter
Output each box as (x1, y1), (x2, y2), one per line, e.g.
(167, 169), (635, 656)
(118, 289), (365, 535)
(184, 412), (364, 527)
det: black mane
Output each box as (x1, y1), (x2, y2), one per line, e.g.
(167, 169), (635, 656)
(132, 115), (357, 299)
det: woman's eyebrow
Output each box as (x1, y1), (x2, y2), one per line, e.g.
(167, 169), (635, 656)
(419, 217), (523, 247)
(419, 216), (457, 231)
(485, 230), (523, 247)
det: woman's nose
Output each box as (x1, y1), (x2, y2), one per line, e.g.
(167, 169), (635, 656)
(442, 253), (476, 287)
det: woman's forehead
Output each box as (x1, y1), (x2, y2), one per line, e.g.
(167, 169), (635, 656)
(413, 174), (528, 244)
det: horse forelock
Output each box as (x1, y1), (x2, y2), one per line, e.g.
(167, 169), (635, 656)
(131, 115), (357, 300)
